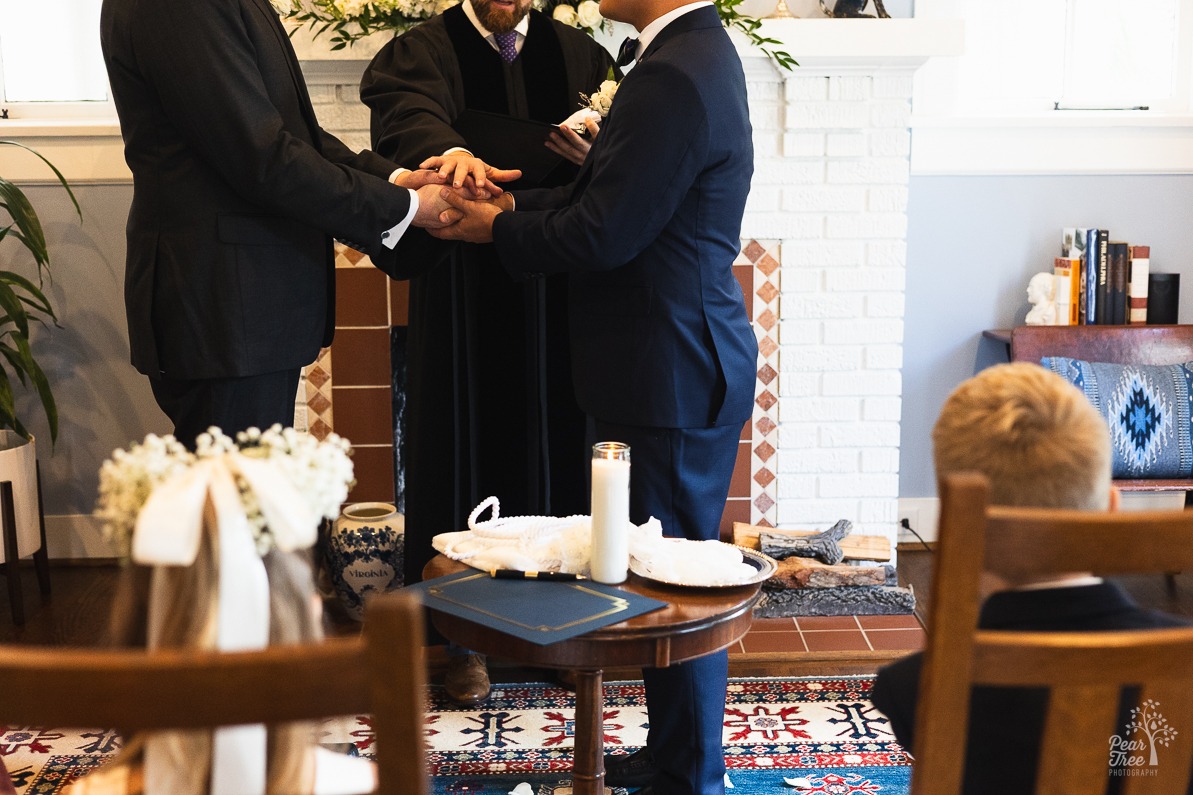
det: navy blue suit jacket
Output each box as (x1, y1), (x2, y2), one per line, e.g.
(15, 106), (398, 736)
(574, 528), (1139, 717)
(493, 5), (757, 429)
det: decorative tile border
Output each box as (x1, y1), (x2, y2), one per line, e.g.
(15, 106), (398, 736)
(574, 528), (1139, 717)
(739, 239), (780, 528)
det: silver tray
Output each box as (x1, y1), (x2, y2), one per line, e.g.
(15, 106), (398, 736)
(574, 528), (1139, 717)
(629, 544), (777, 588)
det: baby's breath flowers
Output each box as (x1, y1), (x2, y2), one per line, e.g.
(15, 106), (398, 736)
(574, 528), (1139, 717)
(96, 425), (354, 558)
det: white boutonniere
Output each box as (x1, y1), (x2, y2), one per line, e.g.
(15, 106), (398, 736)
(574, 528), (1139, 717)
(562, 69), (619, 135)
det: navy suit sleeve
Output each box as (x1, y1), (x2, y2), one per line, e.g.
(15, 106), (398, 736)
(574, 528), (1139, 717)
(491, 59), (708, 274)
(131, 0), (410, 257)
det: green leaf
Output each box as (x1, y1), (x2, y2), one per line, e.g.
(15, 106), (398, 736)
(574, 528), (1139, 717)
(0, 279), (30, 340)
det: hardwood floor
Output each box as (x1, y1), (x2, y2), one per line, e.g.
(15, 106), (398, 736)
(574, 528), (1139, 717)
(3, 552), (1191, 681)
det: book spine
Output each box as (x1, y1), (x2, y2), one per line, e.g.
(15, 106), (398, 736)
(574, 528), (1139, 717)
(1129, 245), (1151, 324)
(1082, 228), (1098, 324)
(1108, 241), (1129, 324)
(1094, 229), (1110, 324)
(1053, 257), (1078, 326)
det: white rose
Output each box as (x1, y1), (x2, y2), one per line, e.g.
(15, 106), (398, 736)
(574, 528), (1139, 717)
(597, 79), (618, 96)
(552, 4), (579, 26)
(576, 0), (602, 28)
(591, 92), (613, 115)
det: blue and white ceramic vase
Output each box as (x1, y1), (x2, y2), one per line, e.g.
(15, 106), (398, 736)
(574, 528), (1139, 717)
(325, 502), (404, 621)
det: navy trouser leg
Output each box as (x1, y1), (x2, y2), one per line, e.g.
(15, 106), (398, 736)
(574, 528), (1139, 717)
(591, 420), (743, 795)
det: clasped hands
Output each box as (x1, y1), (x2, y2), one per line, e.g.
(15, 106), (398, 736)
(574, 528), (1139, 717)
(395, 152), (520, 230)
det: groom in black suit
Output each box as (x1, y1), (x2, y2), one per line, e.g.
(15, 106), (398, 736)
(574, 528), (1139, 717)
(98, 0), (495, 444)
(430, 1), (757, 793)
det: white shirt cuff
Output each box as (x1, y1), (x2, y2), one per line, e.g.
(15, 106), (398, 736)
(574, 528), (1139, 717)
(443, 146), (473, 157)
(381, 188), (419, 250)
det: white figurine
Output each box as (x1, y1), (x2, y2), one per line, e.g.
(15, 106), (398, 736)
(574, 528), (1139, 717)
(1024, 272), (1058, 326)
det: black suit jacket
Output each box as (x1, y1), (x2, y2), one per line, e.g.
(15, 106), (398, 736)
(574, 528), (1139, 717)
(100, 0), (416, 379)
(493, 6), (757, 429)
(871, 583), (1193, 794)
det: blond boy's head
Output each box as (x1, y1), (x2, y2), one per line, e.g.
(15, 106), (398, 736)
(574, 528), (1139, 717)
(932, 362), (1112, 511)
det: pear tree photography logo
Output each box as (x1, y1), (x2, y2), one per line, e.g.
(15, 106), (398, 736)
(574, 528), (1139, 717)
(1108, 699), (1180, 778)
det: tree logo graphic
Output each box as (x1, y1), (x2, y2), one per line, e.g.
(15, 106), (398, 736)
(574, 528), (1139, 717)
(1108, 699), (1179, 772)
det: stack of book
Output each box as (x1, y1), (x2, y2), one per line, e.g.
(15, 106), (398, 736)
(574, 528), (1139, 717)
(1055, 228), (1150, 326)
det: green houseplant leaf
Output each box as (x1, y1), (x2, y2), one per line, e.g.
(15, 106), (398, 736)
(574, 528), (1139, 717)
(0, 140), (80, 445)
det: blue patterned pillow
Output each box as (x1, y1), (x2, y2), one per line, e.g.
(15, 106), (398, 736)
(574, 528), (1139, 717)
(1041, 357), (1193, 479)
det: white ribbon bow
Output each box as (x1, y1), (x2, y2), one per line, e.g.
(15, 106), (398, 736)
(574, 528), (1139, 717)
(133, 453), (318, 795)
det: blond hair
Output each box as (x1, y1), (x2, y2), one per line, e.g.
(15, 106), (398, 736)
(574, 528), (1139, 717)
(932, 362), (1111, 510)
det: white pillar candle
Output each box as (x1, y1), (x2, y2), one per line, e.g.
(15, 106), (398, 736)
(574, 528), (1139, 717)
(590, 442), (630, 584)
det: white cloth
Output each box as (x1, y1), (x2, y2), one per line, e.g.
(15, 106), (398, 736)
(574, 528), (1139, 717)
(433, 496), (758, 584)
(132, 453), (318, 795)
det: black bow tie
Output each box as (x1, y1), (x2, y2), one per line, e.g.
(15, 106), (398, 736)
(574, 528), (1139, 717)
(615, 36), (639, 67)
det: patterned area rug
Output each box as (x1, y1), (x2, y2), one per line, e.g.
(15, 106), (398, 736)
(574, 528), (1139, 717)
(1, 676), (909, 794)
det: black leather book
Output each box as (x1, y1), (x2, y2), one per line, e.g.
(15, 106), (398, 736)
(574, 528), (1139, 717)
(450, 109), (567, 188)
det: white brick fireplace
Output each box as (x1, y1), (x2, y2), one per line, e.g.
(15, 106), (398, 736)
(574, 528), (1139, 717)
(296, 17), (963, 549)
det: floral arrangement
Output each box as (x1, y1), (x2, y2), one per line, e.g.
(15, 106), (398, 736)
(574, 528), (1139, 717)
(275, 0), (459, 49)
(278, 0), (793, 69)
(96, 425), (354, 557)
(543, 0), (605, 35)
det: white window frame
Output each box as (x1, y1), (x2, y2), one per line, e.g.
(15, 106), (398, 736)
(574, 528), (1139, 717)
(910, 0), (1193, 176)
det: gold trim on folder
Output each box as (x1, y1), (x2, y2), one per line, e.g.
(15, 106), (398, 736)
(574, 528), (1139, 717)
(427, 572), (631, 633)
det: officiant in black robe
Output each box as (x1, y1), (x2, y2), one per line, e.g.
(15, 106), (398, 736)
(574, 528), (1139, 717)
(359, 0), (616, 703)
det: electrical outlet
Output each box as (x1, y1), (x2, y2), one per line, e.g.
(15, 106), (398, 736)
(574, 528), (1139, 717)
(897, 507), (919, 543)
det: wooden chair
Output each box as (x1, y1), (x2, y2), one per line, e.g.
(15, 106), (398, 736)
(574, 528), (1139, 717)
(0, 589), (428, 795)
(911, 472), (1193, 795)
(1009, 324), (1193, 498)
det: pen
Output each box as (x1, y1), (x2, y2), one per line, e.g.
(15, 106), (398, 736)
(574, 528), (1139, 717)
(490, 569), (587, 581)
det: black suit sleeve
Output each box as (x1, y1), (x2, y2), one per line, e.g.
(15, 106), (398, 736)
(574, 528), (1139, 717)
(869, 654), (922, 752)
(131, 0), (410, 259)
(492, 59), (707, 275)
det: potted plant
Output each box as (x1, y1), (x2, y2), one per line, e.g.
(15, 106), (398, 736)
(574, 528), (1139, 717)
(0, 140), (78, 567)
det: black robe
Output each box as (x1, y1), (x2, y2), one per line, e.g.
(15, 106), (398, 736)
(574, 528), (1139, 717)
(360, 7), (616, 586)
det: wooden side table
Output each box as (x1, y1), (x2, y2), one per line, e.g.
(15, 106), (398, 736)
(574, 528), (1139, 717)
(422, 555), (762, 795)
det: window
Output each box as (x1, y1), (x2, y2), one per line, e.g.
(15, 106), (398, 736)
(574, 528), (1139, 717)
(911, 0), (1193, 174)
(0, 0), (111, 116)
(913, 0), (1190, 117)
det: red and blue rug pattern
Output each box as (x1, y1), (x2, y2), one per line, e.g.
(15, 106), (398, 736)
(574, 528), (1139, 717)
(1, 676), (909, 794)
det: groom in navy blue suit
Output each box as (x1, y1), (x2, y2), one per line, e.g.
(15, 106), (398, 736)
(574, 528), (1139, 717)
(431, 1), (756, 793)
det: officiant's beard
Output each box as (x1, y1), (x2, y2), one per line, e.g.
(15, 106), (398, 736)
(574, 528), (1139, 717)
(474, 0), (532, 33)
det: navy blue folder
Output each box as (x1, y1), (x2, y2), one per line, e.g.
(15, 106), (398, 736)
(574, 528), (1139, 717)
(407, 569), (668, 645)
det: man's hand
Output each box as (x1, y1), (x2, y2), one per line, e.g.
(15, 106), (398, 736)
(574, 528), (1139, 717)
(395, 167), (496, 200)
(427, 188), (503, 243)
(546, 118), (600, 166)
(420, 153), (522, 192)
(412, 183), (465, 229)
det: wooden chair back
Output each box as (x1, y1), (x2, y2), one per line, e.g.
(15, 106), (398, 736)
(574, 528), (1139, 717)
(0, 590), (428, 795)
(911, 472), (1193, 795)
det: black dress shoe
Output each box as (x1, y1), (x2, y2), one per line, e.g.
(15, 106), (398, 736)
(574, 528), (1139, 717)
(604, 746), (656, 788)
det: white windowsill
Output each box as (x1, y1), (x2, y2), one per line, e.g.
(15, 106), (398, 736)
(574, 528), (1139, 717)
(911, 113), (1193, 175)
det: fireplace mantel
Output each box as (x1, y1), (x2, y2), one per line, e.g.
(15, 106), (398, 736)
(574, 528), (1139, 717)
(747, 18), (963, 72)
(293, 17), (964, 79)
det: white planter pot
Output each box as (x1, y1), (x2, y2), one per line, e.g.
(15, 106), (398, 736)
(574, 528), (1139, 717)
(0, 431), (41, 564)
